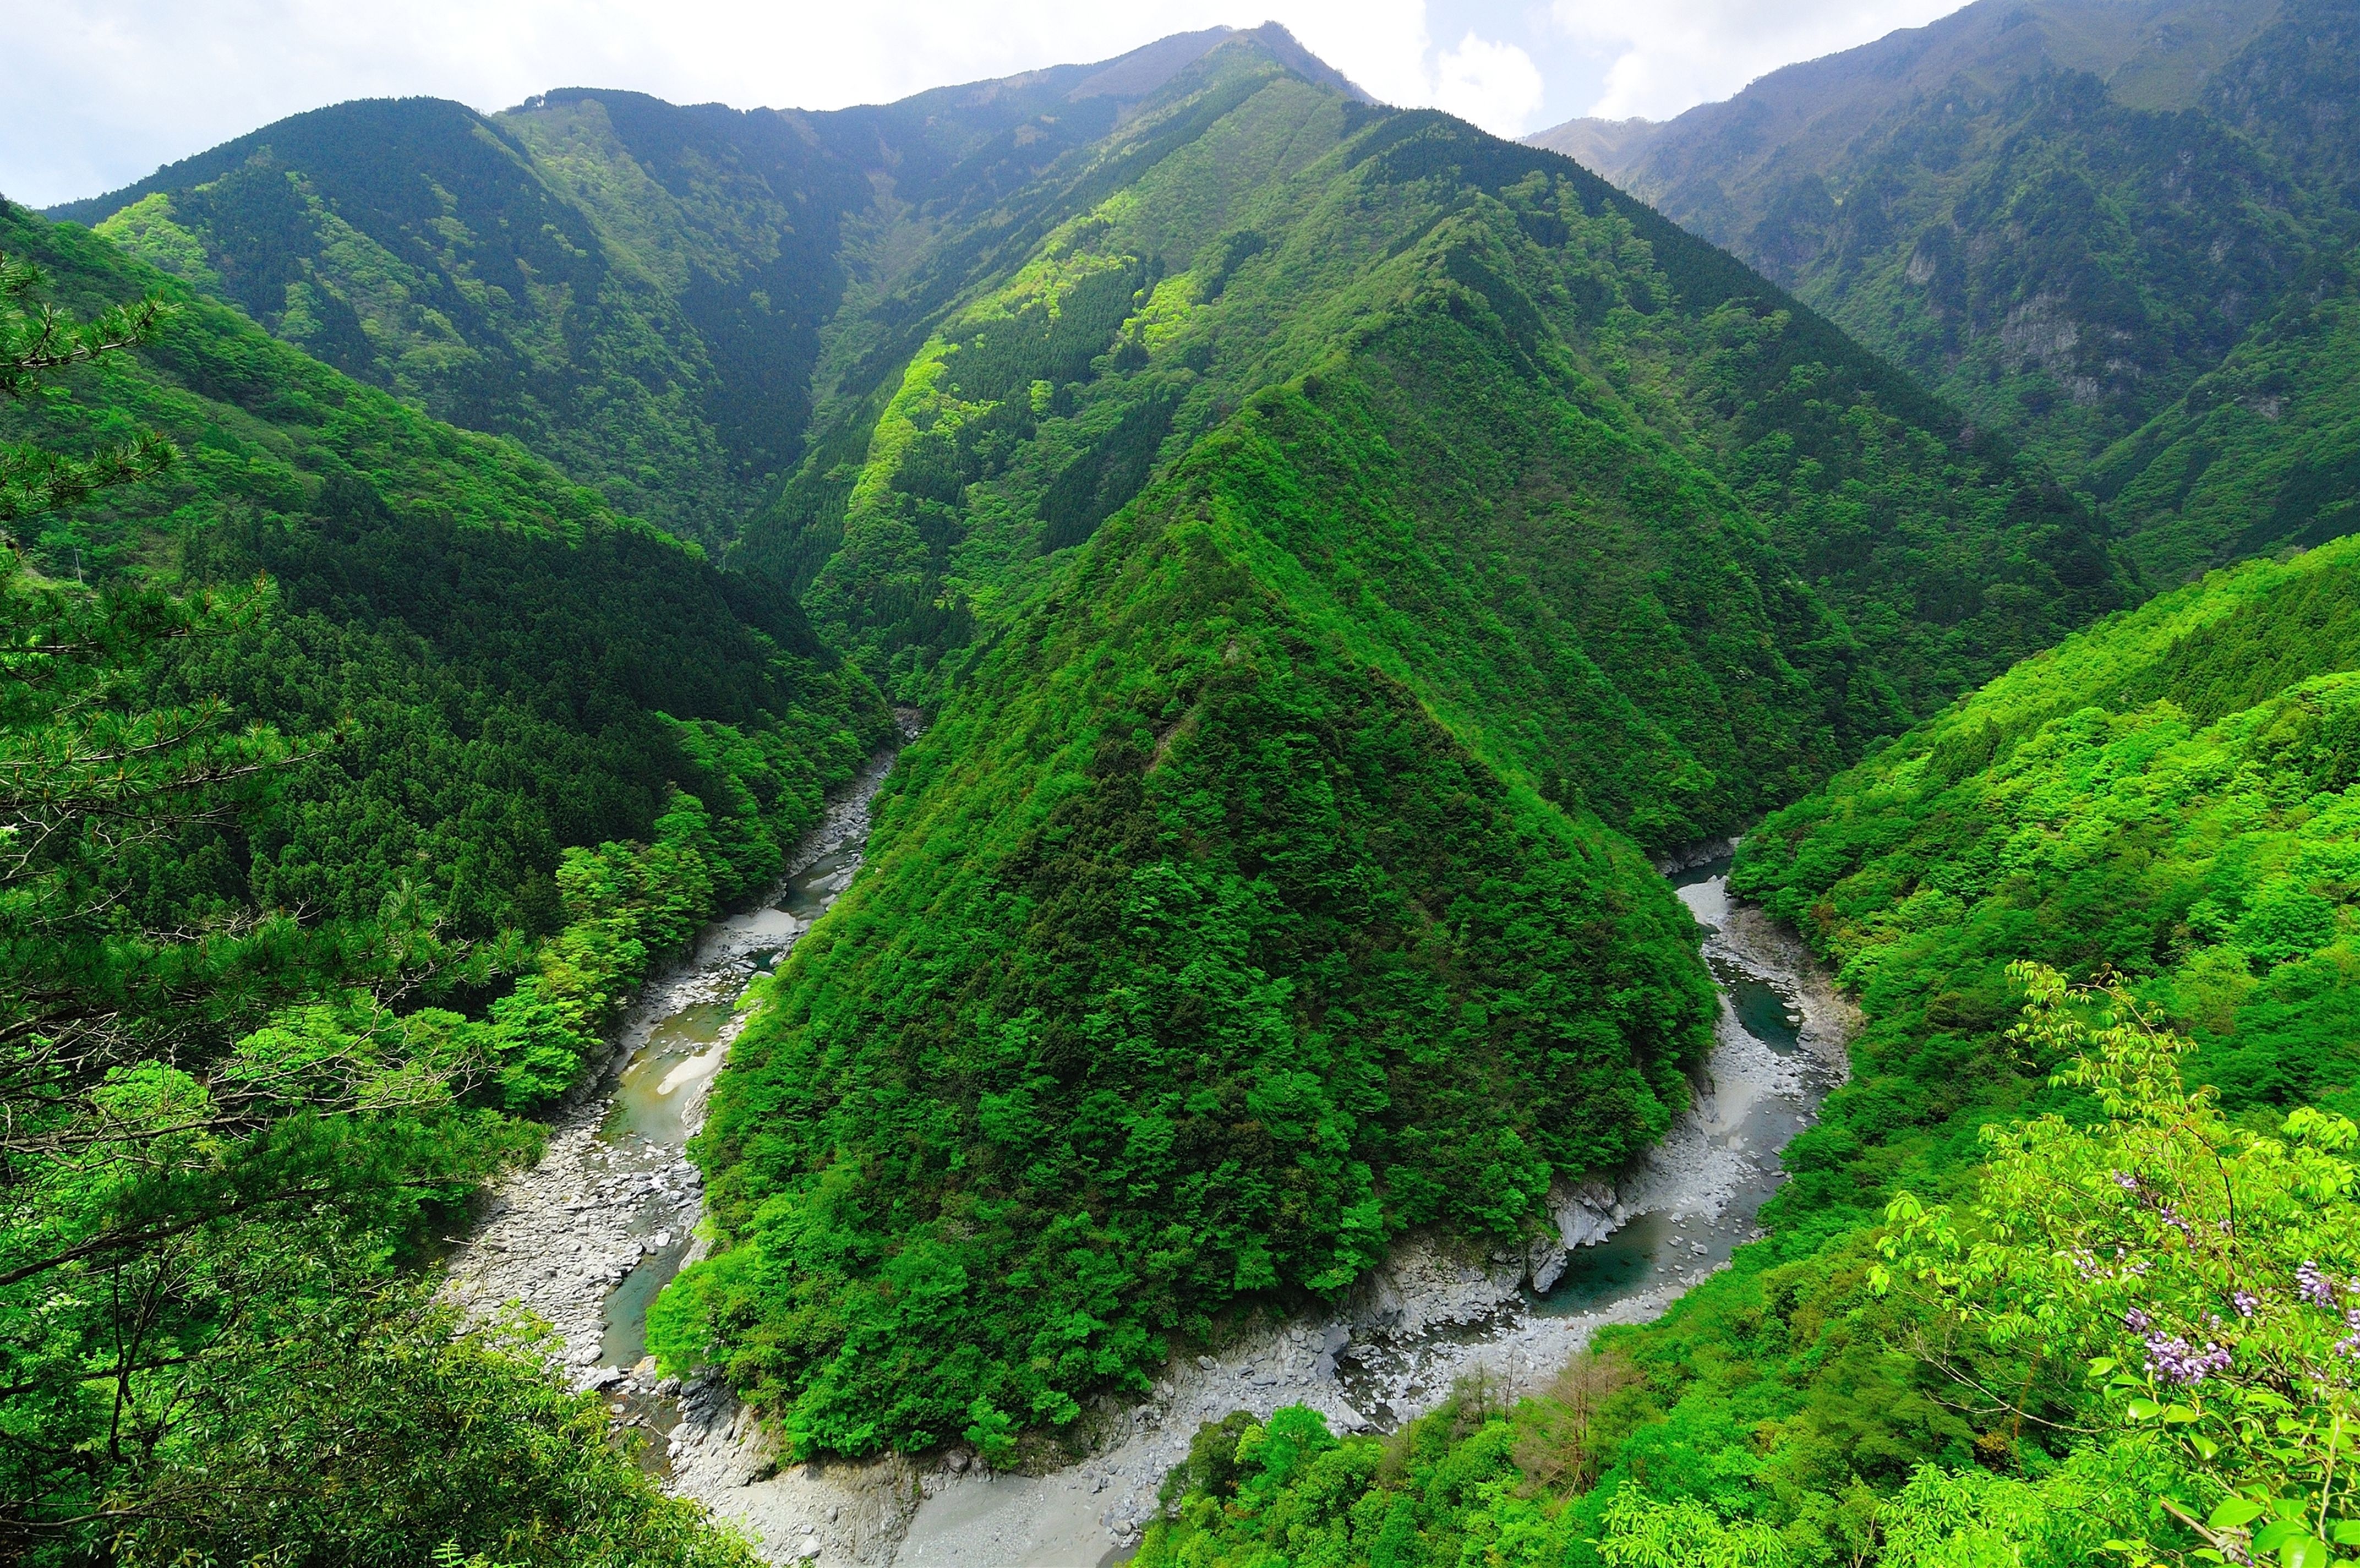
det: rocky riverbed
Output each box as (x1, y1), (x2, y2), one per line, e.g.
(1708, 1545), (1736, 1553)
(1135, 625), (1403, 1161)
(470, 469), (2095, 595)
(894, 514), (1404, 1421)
(440, 744), (899, 1458)
(668, 850), (1853, 1566)
(447, 802), (1852, 1568)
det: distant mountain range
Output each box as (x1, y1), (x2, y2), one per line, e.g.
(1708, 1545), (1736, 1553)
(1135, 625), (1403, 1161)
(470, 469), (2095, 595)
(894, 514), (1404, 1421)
(45, 26), (1362, 550)
(1531, 0), (2360, 581)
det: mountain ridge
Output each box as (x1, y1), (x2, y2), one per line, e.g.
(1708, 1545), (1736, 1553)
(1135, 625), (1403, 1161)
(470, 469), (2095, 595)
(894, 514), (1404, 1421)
(39, 27), (1359, 547)
(12, 10), (2359, 1562)
(1526, 0), (2360, 582)
(619, 34), (2121, 1458)
(1527, 0), (2282, 200)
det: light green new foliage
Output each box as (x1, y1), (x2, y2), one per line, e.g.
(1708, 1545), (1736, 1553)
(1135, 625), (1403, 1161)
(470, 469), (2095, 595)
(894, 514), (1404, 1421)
(1598, 1458), (2137, 1567)
(662, 32), (2129, 1467)
(87, 193), (221, 291)
(1883, 964), (2360, 1567)
(1, 202), (832, 1564)
(1598, 1490), (1799, 1565)
(753, 35), (2120, 717)
(1135, 968), (2360, 1566)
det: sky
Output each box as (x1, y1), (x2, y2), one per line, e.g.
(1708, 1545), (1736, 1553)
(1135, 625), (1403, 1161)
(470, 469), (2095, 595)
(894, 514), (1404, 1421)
(7, 0), (1974, 210)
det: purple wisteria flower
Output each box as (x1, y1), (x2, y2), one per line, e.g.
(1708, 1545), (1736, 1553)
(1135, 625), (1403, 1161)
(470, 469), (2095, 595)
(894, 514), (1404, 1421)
(2338, 1308), (2360, 1362)
(2232, 1290), (2260, 1319)
(2299, 1260), (2336, 1308)
(2123, 1307), (2152, 1334)
(2113, 1171), (2141, 1195)
(2144, 1332), (2233, 1386)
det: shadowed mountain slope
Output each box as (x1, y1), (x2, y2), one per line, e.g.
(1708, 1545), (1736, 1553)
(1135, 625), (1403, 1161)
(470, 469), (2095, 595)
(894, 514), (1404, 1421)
(39, 21), (2134, 1467)
(1, 199), (888, 949)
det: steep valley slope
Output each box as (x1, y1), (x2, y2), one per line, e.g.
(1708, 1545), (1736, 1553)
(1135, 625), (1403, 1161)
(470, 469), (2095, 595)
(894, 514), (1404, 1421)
(9, 19), (2232, 1560)
(0, 194), (887, 1560)
(1530, 0), (2360, 583)
(624, 33), (2123, 1463)
(1139, 420), (2360, 1568)
(45, 26), (1359, 550)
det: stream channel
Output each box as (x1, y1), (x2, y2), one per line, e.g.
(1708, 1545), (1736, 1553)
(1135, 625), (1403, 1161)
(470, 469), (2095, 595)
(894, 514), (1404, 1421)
(446, 772), (1851, 1565)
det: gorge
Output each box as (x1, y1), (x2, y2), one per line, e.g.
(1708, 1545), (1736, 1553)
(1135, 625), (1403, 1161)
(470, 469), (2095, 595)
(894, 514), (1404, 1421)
(6, 4), (2360, 1564)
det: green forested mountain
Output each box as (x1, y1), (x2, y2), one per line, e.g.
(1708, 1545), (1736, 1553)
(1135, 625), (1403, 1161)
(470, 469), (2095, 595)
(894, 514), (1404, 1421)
(21, 8), (2356, 1560)
(45, 24), (2117, 735)
(1139, 505), (2360, 1568)
(635, 33), (2126, 1461)
(747, 41), (2119, 756)
(1, 201), (889, 951)
(0, 192), (882, 1561)
(43, 28), (1359, 547)
(1529, 0), (2360, 580)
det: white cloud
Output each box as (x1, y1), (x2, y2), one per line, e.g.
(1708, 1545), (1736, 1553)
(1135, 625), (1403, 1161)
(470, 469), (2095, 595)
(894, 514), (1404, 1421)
(1430, 31), (1547, 136)
(1551, 0), (1968, 121)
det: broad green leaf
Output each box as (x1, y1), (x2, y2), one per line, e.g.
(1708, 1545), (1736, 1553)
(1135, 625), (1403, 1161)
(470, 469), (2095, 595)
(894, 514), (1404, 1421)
(2210, 1498), (2264, 1530)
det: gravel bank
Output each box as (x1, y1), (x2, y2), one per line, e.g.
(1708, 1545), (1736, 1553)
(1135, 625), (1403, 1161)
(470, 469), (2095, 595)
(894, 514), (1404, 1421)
(659, 855), (1854, 1566)
(446, 795), (1849, 1567)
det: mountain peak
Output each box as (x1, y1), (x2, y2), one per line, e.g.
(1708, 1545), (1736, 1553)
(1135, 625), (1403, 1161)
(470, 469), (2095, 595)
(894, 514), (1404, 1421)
(1066, 21), (1373, 107)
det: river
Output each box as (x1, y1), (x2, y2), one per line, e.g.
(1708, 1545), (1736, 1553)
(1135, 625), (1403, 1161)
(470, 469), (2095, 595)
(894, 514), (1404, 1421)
(446, 777), (1852, 1567)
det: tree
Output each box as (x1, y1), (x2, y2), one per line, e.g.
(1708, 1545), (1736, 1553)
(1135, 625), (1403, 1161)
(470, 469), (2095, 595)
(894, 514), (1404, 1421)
(0, 248), (756, 1566)
(0, 247), (173, 526)
(1882, 963), (2360, 1566)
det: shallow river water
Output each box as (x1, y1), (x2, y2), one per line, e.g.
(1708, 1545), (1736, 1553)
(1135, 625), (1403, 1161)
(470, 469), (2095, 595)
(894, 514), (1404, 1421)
(449, 795), (1851, 1566)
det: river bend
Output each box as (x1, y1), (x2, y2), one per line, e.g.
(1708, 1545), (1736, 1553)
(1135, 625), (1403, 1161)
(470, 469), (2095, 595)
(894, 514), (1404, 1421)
(447, 795), (1850, 1567)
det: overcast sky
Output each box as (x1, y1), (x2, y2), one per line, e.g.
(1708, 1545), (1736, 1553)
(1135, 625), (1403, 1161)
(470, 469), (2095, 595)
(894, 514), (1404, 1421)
(7, 0), (1972, 210)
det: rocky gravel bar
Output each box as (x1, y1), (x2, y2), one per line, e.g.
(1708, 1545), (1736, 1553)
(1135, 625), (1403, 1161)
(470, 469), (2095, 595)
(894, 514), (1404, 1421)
(448, 798), (1852, 1568)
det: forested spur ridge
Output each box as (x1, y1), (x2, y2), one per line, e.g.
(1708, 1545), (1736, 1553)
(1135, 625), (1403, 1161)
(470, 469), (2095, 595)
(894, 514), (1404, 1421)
(0, 195), (882, 1564)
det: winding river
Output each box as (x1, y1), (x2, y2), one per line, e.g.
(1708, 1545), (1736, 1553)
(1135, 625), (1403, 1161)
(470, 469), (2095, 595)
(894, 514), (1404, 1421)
(445, 767), (1851, 1567)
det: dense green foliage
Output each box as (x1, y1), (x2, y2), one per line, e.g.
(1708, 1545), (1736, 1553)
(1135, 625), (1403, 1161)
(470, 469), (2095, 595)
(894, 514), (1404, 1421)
(43, 34), (1326, 545)
(1544, 536), (2360, 1555)
(1134, 517), (2360, 1561)
(1137, 970), (2360, 1566)
(1750, 67), (2324, 480)
(643, 31), (2134, 1465)
(0, 194), (871, 1560)
(1874, 964), (2360, 1567)
(750, 39), (2116, 781)
(31, 9), (2298, 1541)
(1740, 533), (2360, 1139)
(653, 438), (1718, 1456)
(1, 199), (889, 954)
(74, 32), (2104, 726)
(52, 96), (853, 543)
(2094, 256), (2360, 584)
(100, 1298), (765, 1568)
